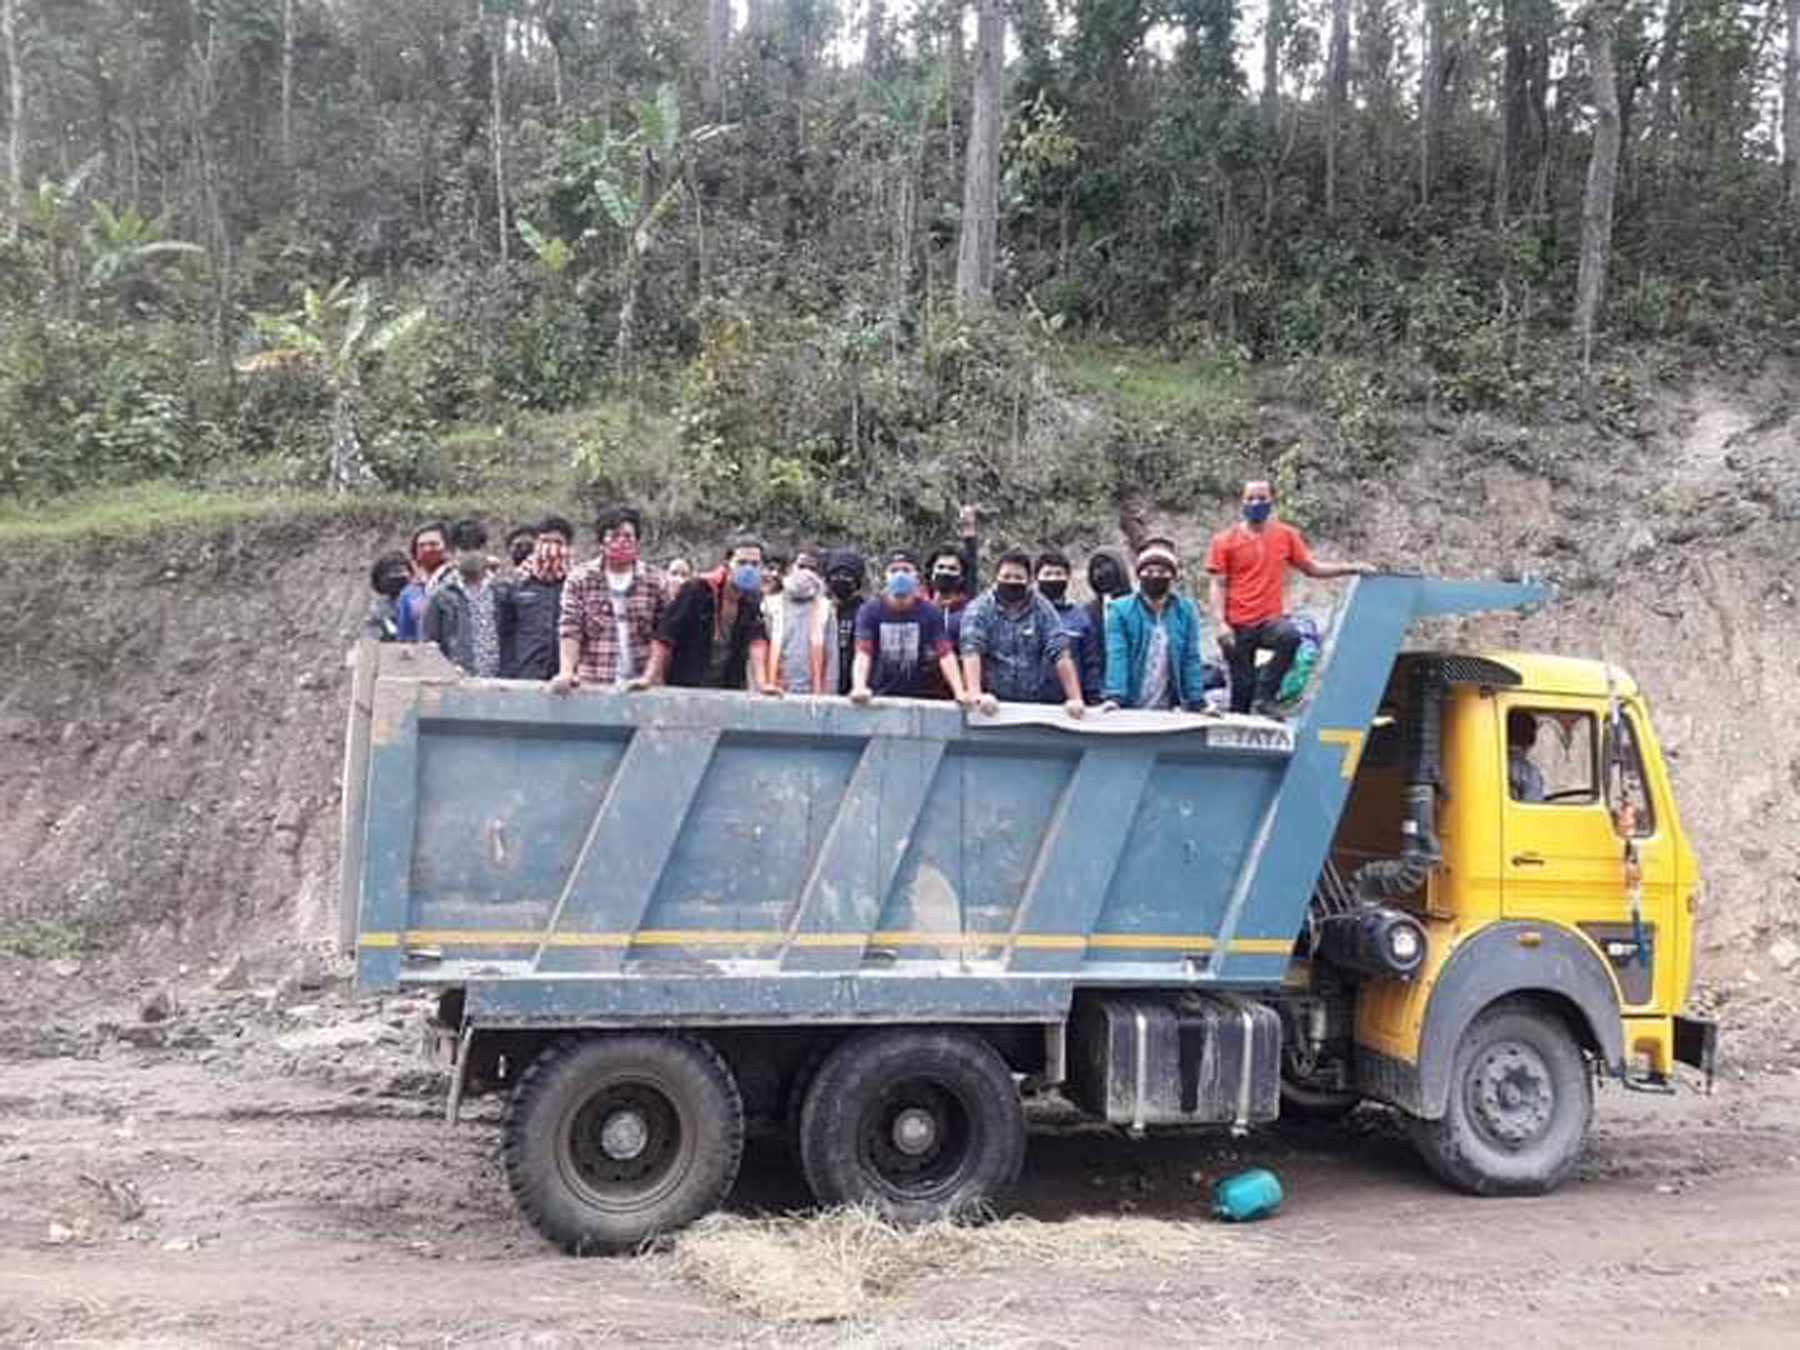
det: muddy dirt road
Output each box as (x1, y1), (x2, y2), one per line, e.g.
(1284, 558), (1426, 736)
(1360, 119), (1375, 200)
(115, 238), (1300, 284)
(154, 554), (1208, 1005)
(3, 965), (1798, 1349)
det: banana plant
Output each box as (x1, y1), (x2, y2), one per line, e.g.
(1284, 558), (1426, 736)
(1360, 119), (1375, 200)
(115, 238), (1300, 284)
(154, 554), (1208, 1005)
(239, 279), (426, 491)
(557, 83), (732, 370)
(84, 202), (204, 294)
(515, 218), (572, 273)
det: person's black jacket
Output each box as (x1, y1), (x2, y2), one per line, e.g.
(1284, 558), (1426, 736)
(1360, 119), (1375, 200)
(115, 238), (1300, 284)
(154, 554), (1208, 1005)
(497, 576), (563, 680)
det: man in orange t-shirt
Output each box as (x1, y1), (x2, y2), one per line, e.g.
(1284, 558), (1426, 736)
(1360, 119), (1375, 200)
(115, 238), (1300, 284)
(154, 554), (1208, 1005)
(1204, 480), (1372, 716)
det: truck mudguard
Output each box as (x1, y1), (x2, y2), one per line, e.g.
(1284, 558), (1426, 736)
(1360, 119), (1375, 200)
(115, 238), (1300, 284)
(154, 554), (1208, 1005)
(1404, 920), (1626, 1119)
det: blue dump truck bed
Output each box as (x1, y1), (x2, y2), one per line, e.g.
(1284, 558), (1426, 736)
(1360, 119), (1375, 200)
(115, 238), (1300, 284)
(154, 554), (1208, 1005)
(347, 576), (1543, 1024)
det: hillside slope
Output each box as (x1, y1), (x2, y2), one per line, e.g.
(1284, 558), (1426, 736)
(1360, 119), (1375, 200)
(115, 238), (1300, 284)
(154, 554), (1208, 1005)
(0, 365), (1795, 1008)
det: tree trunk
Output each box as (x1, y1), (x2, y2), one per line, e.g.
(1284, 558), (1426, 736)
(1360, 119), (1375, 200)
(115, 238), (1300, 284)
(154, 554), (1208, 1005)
(1262, 0), (1284, 135)
(954, 0), (1003, 312)
(1649, 0), (1685, 148)
(1785, 0), (1800, 209)
(863, 0), (888, 72)
(944, 1), (965, 192)
(615, 153), (652, 371)
(1325, 0), (1349, 215)
(704, 0), (730, 116)
(1495, 0), (1523, 220)
(1574, 3), (1623, 369)
(1419, 0), (1446, 206)
(329, 386), (378, 492)
(483, 1), (508, 271)
(280, 0), (294, 170)
(1357, 0), (1398, 194)
(3, 0), (21, 246)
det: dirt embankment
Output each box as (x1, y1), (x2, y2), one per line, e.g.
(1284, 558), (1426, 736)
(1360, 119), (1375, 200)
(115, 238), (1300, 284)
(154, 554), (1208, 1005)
(0, 367), (1796, 1023)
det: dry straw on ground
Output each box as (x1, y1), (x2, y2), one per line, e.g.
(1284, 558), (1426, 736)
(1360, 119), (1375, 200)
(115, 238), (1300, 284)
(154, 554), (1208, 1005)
(670, 1208), (1271, 1324)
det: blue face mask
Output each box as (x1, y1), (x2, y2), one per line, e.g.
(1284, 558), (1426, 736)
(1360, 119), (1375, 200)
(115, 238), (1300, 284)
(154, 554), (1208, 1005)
(1243, 500), (1273, 524)
(731, 563), (762, 594)
(887, 571), (918, 600)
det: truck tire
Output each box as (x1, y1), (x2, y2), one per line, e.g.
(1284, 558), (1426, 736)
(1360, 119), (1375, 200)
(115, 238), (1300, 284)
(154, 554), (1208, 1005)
(503, 1033), (744, 1253)
(1406, 998), (1593, 1196)
(798, 1028), (1025, 1224)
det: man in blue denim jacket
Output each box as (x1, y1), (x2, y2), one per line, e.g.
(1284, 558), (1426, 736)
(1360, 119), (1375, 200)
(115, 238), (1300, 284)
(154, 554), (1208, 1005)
(960, 549), (1086, 716)
(1101, 538), (1211, 712)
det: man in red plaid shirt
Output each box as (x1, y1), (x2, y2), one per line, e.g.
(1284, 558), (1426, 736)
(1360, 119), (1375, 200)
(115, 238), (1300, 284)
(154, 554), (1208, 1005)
(551, 505), (668, 690)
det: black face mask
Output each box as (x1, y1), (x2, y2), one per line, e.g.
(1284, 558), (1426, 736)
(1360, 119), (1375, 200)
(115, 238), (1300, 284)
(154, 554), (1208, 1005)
(374, 570), (409, 599)
(1091, 563), (1124, 597)
(1140, 574), (1173, 599)
(995, 581), (1029, 606)
(828, 574), (860, 601)
(1038, 579), (1068, 604)
(931, 570), (963, 594)
(509, 540), (535, 566)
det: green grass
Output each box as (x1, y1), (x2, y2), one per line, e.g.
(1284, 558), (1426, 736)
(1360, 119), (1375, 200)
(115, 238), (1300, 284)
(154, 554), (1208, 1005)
(1055, 338), (1252, 421)
(0, 398), (678, 545)
(0, 917), (95, 960)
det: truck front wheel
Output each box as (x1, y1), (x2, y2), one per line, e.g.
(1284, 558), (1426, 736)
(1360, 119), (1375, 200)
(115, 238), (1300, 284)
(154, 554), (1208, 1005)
(503, 1033), (744, 1253)
(1407, 998), (1593, 1196)
(798, 1029), (1025, 1224)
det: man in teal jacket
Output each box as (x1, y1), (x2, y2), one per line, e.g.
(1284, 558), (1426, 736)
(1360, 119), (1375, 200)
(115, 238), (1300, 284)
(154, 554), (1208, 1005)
(1101, 538), (1211, 711)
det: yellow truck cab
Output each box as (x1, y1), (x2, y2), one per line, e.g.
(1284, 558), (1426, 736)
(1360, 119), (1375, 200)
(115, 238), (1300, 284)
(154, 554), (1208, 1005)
(1297, 650), (1713, 1194)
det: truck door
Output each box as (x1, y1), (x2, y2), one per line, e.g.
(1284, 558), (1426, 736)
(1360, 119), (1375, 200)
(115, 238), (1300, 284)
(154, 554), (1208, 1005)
(1498, 695), (1673, 1011)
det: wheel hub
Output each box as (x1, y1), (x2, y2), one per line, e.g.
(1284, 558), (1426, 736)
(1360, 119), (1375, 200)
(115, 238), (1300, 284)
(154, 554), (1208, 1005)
(600, 1108), (649, 1161)
(860, 1079), (970, 1194)
(561, 1081), (683, 1203)
(1471, 1042), (1554, 1147)
(891, 1107), (939, 1157)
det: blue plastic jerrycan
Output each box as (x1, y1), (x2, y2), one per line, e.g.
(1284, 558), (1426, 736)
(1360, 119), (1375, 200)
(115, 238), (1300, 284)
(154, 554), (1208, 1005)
(1211, 1167), (1282, 1222)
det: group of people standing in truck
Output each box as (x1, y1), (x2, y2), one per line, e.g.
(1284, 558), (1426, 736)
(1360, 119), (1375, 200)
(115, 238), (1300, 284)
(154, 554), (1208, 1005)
(364, 480), (1373, 720)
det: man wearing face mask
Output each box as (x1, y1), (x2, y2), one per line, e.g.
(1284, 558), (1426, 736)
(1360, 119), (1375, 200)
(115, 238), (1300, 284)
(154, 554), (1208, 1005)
(918, 504), (981, 699)
(822, 548), (867, 695)
(553, 506), (667, 691)
(395, 521), (449, 641)
(1101, 539), (1210, 712)
(961, 550), (1085, 717)
(850, 550), (973, 705)
(637, 534), (777, 693)
(1035, 551), (1102, 704)
(762, 551), (835, 694)
(505, 523), (538, 574)
(496, 514), (572, 680)
(363, 551), (413, 642)
(1206, 479), (1373, 716)
(1084, 550), (1131, 640)
(424, 519), (503, 677)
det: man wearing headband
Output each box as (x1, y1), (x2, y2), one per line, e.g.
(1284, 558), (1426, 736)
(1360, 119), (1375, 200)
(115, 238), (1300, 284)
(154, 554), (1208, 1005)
(1101, 538), (1210, 712)
(1205, 480), (1373, 716)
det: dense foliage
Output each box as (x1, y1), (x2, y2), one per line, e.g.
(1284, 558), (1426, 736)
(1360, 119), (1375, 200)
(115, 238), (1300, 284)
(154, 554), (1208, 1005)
(0, 0), (1796, 520)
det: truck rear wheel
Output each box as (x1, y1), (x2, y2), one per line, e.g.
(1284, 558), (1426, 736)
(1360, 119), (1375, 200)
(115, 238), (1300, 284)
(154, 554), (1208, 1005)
(798, 1029), (1025, 1224)
(503, 1033), (744, 1253)
(1407, 998), (1593, 1196)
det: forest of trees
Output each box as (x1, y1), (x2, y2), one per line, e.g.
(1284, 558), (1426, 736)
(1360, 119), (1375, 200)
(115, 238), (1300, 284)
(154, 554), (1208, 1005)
(1, 0), (1796, 504)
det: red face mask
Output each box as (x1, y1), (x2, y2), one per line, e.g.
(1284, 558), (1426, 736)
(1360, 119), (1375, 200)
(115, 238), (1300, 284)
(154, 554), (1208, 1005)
(604, 537), (639, 567)
(530, 538), (569, 582)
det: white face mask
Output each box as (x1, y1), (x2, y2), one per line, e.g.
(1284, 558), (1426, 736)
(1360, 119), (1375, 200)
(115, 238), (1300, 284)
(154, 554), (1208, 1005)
(783, 570), (821, 601)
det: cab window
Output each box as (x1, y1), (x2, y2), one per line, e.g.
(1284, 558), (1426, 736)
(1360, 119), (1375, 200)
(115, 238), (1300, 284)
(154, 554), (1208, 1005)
(1505, 708), (1598, 805)
(1610, 715), (1657, 837)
